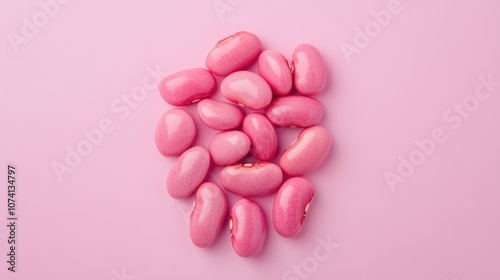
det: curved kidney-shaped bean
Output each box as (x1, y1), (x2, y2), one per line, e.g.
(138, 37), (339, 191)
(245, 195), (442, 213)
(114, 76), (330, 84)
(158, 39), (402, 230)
(155, 108), (196, 157)
(292, 44), (327, 96)
(242, 113), (278, 161)
(206, 31), (261, 76)
(220, 162), (283, 197)
(279, 126), (331, 176)
(197, 99), (244, 131)
(166, 146), (210, 199)
(221, 71), (273, 110)
(159, 68), (216, 106)
(265, 96), (323, 127)
(272, 177), (314, 238)
(258, 50), (292, 96)
(209, 131), (250, 165)
(230, 198), (267, 257)
(190, 182), (228, 247)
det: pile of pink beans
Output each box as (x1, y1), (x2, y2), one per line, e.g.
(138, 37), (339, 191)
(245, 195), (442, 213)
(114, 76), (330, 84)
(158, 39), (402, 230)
(155, 31), (331, 258)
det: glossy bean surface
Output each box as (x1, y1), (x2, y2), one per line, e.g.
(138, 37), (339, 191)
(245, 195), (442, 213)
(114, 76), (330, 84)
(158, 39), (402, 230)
(209, 131), (250, 165)
(292, 44), (327, 96)
(159, 68), (216, 106)
(279, 126), (331, 176)
(166, 146), (210, 199)
(197, 99), (245, 131)
(272, 177), (314, 238)
(206, 31), (261, 76)
(258, 50), (292, 96)
(266, 96), (323, 127)
(155, 108), (196, 157)
(242, 113), (278, 161)
(221, 71), (272, 110)
(190, 182), (228, 247)
(230, 198), (267, 257)
(220, 162), (283, 197)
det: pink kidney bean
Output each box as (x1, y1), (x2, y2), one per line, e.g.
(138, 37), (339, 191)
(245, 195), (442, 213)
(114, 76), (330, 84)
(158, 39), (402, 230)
(280, 126), (332, 176)
(230, 198), (267, 257)
(206, 31), (262, 76)
(258, 50), (292, 96)
(190, 182), (228, 247)
(292, 44), (327, 96)
(220, 162), (283, 197)
(197, 99), (245, 131)
(272, 177), (314, 238)
(155, 108), (196, 157)
(159, 68), (216, 106)
(265, 95), (323, 127)
(242, 113), (278, 161)
(221, 70), (273, 110)
(166, 146), (210, 199)
(209, 131), (250, 165)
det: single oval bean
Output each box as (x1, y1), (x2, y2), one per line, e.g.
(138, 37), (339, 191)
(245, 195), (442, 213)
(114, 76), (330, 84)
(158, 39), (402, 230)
(272, 177), (314, 238)
(292, 44), (327, 96)
(265, 96), (323, 127)
(155, 108), (196, 157)
(230, 198), (267, 257)
(242, 113), (278, 161)
(279, 126), (331, 176)
(220, 162), (283, 197)
(166, 146), (210, 199)
(159, 68), (216, 106)
(221, 71), (272, 110)
(258, 50), (292, 96)
(206, 31), (261, 76)
(209, 131), (250, 165)
(190, 182), (228, 247)
(197, 99), (244, 131)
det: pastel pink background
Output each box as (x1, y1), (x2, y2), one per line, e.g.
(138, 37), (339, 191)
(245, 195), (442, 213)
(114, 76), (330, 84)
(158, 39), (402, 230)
(1, 0), (499, 279)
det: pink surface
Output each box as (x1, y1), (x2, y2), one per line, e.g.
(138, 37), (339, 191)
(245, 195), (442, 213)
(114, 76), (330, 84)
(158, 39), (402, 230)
(1, 0), (500, 279)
